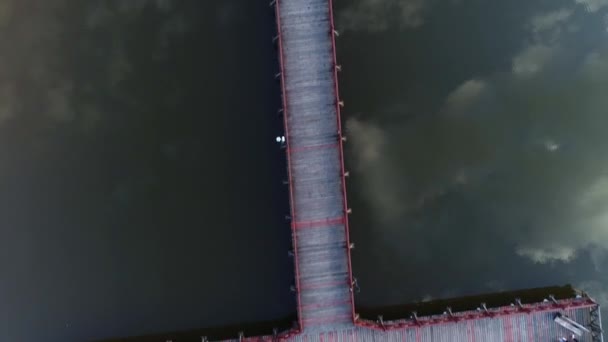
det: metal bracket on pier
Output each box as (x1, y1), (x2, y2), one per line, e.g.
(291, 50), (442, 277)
(589, 304), (603, 342)
(338, 100), (345, 107)
(480, 302), (491, 317)
(344, 171), (350, 177)
(349, 242), (355, 249)
(346, 208), (352, 214)
(515, 298), (531, 313)
(273, 35), (279, 43)
(378, 315), (385, 328)
(269, 0), (276, 6)
(352, 277), (361, 293)
(336, 65), (342, 72)
(275, 72), (282, 79)
(549, 295), (559, 305)
(333, 30), (340, 37)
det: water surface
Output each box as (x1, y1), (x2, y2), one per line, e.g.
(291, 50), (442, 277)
(336, 0), (608, 327)
(0, 1), (294, 340)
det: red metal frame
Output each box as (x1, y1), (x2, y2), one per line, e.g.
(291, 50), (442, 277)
(274, 0), (303, 332)
(328, 0), (357, 324)
(354, 298), (597, 331)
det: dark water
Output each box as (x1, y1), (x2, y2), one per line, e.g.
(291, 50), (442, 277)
(0, 1), (294, 341)
(2, 0), (608, 341)
(336, 0), (608, 328)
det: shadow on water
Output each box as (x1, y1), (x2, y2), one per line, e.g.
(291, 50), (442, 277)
(97, 314), (297, 342)
(356, 285), (579, 321)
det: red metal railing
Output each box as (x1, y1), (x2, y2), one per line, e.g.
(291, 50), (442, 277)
(328, 0), (357, 323)
(354, 298), (598, 331)
(274, 0), (303, 331)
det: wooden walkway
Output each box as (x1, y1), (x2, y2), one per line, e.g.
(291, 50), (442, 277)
(275, 0), (355, 332)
